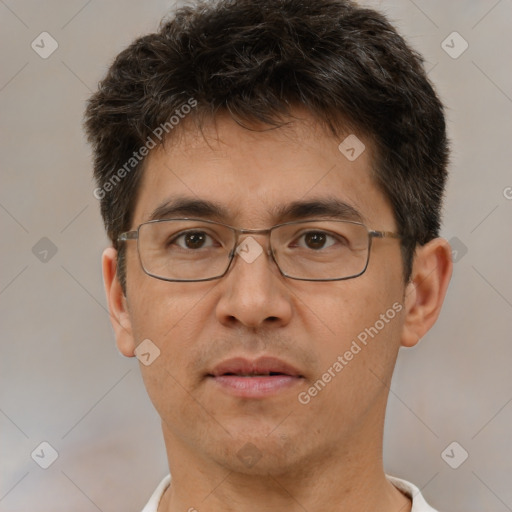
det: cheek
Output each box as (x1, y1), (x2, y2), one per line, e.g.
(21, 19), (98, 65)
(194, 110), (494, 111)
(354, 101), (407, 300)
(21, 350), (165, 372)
(298, 268), (402, 341)
(297, 271), (405, 384)
(127, 278), (218, 387)
(294, 288), (404, 429)
(131, 291), (211, 428)
(127, 268), (211, 340)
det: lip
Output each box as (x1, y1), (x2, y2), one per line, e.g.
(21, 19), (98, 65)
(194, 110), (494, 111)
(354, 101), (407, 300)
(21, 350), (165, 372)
(209, 356), (303, 377)
(207, 356), (304, 398)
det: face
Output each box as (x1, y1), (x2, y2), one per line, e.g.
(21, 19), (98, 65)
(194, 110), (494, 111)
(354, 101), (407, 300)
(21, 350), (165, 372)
(112, 110), (411, 476)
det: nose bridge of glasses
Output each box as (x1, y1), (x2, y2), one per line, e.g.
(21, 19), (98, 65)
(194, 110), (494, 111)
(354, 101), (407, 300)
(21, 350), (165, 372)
(234, 227), (274, 257)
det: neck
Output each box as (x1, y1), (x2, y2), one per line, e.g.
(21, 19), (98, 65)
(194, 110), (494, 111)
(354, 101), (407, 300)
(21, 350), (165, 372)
(157, 403), (411, 512)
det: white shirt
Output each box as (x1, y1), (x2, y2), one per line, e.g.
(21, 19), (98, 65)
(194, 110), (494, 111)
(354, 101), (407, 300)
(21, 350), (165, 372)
(141, 474), (439, 511)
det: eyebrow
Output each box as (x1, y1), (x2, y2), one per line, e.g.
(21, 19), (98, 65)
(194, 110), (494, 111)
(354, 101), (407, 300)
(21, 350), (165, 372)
(148, 195), (365, 225)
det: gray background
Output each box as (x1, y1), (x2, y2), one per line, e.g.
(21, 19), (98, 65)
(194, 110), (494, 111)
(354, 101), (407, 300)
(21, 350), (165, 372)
(1, 0), (511, 510)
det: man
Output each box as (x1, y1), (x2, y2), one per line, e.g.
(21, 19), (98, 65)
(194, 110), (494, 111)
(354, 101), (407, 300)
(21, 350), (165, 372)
(84, 0), (452, 510)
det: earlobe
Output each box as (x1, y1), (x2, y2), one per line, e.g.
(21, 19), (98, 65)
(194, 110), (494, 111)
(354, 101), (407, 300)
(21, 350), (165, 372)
(400, 238), (453, 348)
(102, 247), (136, 357)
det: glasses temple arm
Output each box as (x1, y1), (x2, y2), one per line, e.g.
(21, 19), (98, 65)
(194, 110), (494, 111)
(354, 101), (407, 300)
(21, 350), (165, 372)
(118, 231), (138, 242)
(369, 230), (402, 239)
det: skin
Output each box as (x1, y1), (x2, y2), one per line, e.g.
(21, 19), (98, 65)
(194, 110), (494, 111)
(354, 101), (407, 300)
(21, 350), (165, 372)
(102, 109), (452, 512)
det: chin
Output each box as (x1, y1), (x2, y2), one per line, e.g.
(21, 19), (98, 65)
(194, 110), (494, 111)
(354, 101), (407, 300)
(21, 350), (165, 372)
(211, 424), (306, 476)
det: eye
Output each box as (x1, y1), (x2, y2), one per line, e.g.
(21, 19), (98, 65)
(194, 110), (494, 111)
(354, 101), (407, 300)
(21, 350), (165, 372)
(170, 230), (217, 250)
(292, 231), (341, 250)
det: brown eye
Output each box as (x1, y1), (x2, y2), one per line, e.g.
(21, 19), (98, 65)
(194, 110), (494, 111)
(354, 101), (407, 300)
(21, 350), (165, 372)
(294, 231), (339, 250)
(304, 232), (328, 250)
(171, 231), (214, 250)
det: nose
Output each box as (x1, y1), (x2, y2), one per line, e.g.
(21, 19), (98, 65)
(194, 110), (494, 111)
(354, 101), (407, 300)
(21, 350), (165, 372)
(215, 235), (293, 329)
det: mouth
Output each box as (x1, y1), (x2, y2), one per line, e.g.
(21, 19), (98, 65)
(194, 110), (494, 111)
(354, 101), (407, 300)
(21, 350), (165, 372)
(207, 356), (305, 398)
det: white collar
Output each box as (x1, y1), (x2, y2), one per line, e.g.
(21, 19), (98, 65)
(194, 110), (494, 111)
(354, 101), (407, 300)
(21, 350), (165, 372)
(142, 473), (438, 512)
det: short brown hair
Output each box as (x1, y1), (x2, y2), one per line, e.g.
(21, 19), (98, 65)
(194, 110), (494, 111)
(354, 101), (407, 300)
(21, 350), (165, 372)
(84, 0), (449, 293)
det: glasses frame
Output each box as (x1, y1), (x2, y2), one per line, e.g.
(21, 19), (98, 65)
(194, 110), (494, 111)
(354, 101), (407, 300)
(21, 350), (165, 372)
(117, 217), (401, 282)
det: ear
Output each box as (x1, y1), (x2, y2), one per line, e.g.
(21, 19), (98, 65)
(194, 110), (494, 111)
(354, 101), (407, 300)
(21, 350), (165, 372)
(401, 238), (453, 348)
(102, 247), (136, 357)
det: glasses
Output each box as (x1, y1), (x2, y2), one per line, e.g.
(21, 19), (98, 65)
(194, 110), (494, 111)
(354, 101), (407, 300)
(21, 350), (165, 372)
(117, 218), (401, 282)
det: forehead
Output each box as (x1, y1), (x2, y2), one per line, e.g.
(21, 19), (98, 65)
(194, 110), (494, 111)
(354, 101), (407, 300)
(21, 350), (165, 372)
(132, 111), (395, 230)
